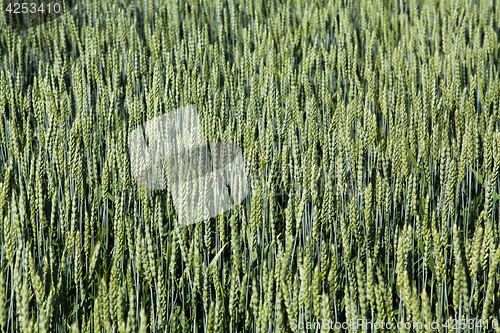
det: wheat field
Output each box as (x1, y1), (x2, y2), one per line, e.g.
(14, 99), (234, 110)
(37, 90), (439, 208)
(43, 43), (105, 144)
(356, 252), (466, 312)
(0, 0), (500, 331)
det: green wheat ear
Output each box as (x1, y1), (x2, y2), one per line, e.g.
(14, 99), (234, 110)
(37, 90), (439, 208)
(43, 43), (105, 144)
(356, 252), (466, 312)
(1, 0), (500, 331)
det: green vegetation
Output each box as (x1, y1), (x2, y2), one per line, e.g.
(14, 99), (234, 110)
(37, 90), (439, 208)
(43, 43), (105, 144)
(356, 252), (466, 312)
(1, 0), (500, 331)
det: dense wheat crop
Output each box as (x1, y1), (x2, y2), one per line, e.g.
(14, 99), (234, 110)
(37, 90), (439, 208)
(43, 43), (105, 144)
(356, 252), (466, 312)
(0, 0), (500, 331)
